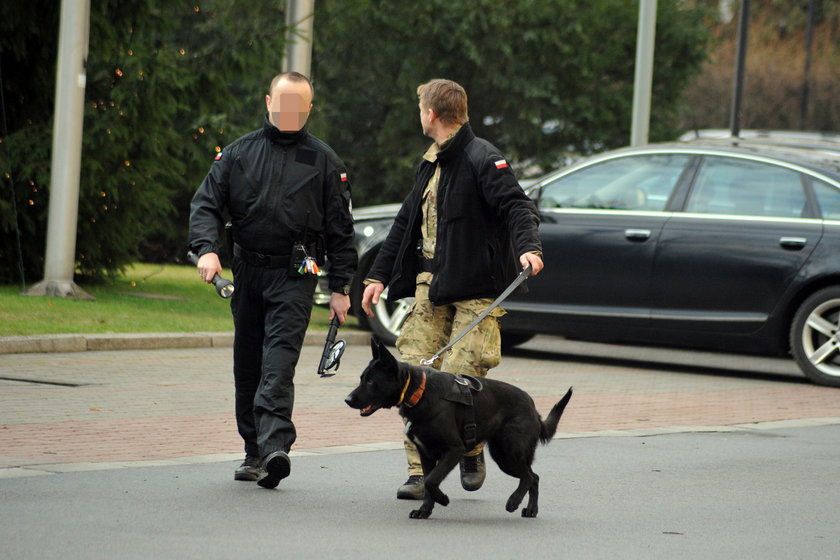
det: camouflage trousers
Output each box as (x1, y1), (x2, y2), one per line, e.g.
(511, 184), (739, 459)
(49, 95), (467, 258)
(396, 281), (505, 476)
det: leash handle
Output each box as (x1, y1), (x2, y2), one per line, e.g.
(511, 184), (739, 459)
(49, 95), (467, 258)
(420, 263), (532, 366)
(318, 317), (339, 376)
(317, 316), (346, 378)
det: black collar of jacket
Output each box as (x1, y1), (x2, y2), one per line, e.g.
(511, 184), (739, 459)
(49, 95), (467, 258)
(263, 117), (309, 146)
(435, 121), (475, 164)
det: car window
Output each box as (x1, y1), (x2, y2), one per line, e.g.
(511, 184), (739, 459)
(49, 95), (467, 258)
(685, 156), (807, 218)
(812, 179), (840, 220)
(538, 154), (691, 211)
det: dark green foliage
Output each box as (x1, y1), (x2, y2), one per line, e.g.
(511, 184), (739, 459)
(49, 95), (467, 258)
(311, 0), (711, 205)
(0, 1), (287, 284)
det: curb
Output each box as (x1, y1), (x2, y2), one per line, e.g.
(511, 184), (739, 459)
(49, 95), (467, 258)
(0, 330), (373, 355)
(5, 418), (840, 479)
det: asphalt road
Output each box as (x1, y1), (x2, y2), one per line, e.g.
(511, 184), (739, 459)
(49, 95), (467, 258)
(3, 426), (838, 559)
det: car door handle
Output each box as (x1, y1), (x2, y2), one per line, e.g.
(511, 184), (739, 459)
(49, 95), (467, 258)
(624, 229), (651, 241)
(779, 237), (807, 250)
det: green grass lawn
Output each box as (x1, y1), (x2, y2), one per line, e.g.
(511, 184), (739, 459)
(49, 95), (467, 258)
(0, 263), (358, 336)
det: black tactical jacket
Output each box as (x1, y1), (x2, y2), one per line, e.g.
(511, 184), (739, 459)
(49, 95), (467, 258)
(367, 122), (541, 305)
(189, 119), (357, 292)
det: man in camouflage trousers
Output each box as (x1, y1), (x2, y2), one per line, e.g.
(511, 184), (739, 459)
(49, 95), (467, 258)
(361, 79), (543, 500)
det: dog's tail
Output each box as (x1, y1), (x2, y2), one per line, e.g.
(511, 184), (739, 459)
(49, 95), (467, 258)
(540, 387), (573, 444)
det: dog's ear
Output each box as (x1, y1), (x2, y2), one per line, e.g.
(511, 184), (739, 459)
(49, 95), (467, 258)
(377, 339), (399, 369)
(370, 336), (380, 359)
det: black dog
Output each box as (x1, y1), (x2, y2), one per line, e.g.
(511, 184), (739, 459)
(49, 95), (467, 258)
(345, 338), (573, 519)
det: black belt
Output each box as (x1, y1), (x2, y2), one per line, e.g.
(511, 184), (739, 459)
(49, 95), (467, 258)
(234, 243), (289, 268)
(417, 257), (434, 273)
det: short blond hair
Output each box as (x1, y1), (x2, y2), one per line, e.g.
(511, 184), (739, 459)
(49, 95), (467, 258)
(417, 79), (468, 125)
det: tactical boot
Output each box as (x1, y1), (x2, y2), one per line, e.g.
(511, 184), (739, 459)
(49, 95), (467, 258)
(257, 451), (291, 489)
(460, 451), (486, 491)
(396, 475), (425, 500)
(234, 455), (263, 481)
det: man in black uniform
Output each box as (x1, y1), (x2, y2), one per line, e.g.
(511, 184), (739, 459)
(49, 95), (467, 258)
(189, 72), (356, 489)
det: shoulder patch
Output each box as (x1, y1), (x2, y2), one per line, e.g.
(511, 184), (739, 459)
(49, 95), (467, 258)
(214, 152), (223, 161)
(494, 159), (508, 169)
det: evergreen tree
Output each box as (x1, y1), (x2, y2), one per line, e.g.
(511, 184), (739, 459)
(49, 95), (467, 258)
(0, 0), (287, 284)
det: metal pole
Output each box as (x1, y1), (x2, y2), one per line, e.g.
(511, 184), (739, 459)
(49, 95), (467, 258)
(283, 0), (315, 77)
(729, 0), (750, 138)
(26, 0), (93, 299)
(630, 0), (657, 146)
(799, 0), (815, 129)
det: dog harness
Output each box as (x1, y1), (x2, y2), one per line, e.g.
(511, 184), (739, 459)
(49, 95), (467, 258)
(399, 372), (483, 451)
(446, 375), (483, 451)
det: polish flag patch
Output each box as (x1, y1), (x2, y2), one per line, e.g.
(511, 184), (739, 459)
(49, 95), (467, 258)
(340, 172), (348, 182)
(215, 152), (223, 161)
(494, 159), (508, 169)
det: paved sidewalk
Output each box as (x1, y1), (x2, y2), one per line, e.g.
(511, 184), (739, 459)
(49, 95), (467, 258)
(2, 333), (839, 479)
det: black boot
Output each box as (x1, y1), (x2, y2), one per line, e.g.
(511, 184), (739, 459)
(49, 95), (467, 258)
(460, 451), (486, 491)
(257, 451), (291, 489)
(234, 455), (263, 481)
(396, 475), (425, 500)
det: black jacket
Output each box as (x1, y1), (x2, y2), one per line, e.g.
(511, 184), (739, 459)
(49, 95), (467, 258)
(368, 122), (541, 305)
(189, 119), (357, 292)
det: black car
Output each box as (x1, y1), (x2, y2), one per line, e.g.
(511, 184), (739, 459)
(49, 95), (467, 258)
(331, 136), (840, 388)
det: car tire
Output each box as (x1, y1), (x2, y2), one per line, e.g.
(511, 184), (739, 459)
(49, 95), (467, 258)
(790, 286), (840, 388)
(501, 332), (535, 351)
(350, 248), (412, 347)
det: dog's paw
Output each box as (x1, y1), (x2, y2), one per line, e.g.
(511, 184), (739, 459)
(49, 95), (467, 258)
(409, 508), (432, 519)
(430, 489), (449, 507)
(505, 496), (521, 513)
(521, 507), (538, 518)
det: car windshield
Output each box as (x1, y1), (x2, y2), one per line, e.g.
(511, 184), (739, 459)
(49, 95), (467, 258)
(539, 154), (691, 211)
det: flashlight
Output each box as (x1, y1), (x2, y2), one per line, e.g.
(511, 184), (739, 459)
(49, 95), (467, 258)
(187, 251), (235, 299)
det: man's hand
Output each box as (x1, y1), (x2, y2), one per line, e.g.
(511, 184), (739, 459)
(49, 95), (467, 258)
(197, 252), (222, 283)
(361, 282), (385, 317)
(330, 292), (351, 324)
(520, 252), (544, 276)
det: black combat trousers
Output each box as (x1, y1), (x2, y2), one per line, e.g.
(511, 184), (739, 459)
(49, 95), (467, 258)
(230, 258), (317, 460)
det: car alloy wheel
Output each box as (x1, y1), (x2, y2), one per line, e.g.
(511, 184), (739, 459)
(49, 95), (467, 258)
(790, 286), (840, 387)
(369, 285), (413, 346)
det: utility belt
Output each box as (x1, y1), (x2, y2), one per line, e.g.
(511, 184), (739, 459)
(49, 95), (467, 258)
(415, 239), (434, 273)
(233, 243), (289, 268)
(234, 240), (323, 275)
